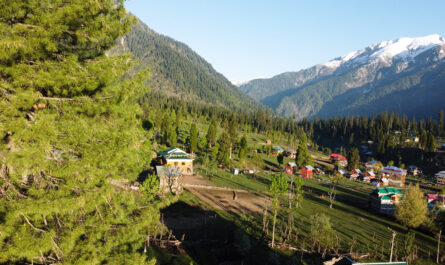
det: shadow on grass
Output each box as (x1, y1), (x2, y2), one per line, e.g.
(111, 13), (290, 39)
(303, 191), (406, 235)
(161, 201), (323, 265)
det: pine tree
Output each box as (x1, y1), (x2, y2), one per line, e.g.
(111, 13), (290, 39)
(277, 153), (284, 167)
(228, 114), (238, 159)
(206, 120), (218, 148)
(426, 132), (436, 153)
(238, 135), (248, 161)
(189, 123), (198, 153)
(0, 1), (163, 263)
(347, 148), (360, 171)
(295, 132), (310, 167)
(168, 127), (177, 147)
(217, 132), (231, 166)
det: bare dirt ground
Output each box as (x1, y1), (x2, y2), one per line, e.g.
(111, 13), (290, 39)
(183, 174), (269, 215)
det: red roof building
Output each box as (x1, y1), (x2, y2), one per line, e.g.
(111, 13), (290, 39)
(285, 162), (297, 175)
(301, 165), (313, 178)
(330, 153), (348, 167)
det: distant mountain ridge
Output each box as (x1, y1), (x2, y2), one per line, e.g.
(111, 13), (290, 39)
(240, 34), (445, 119)
(109, 19), (262, 112)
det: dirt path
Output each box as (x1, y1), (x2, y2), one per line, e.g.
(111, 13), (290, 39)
(183, 174), (269, 215)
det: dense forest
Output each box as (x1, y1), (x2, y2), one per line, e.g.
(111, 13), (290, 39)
(108, 20), (262, 112)
(141, 91), (444, 175)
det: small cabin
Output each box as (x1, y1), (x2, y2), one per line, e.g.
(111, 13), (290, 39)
(272, 146), (284, 154)
(285, 162), (297, 175)
(283, 149), (296, 159)
(301, 165), (313, 178)
(265, 139), (272, 145)
(365, 160), (383, 172)
(427, 194), (445, 210)
(350, 169), (362, 178)
(365, 171), (376, 179)
(436, 171), (445, 186)
(314, 167), (325, 175)
(330, 153), (348, 168)
(369, 187), (402, 215)
(380, 166), (407, 187)
(337, 169), (346, 177)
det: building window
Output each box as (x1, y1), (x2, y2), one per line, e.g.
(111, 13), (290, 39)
(182, 162), (185, 165)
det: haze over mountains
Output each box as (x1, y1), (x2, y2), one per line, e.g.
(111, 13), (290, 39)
(240, 34), (445, 120)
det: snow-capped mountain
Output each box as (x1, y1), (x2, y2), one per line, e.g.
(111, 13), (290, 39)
(240, 34), (445, 120)
(322, 34), (445, 69)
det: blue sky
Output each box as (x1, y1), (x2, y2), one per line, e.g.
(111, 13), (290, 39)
(124, 0), (445, 82)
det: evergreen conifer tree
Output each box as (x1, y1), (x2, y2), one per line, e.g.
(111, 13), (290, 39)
(0, 1), (162, 263)
(347, 148), (360, 171)
(190, 123), (198, 153)
(206, 120), (218, 148)
(217, 132), (231, 166)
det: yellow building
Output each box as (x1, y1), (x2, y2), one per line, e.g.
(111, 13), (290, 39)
(156, 147), (194, 175)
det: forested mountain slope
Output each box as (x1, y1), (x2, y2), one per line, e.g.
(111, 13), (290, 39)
(240, 35), (445, 120)
(109, 20), (262, 112)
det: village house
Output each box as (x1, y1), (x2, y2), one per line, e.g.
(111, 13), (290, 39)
(337, 169), (346, 177)
(365, 171), (376, 179)
(301, 165), (313, 178)
(272, 146), (284, 154)
(330, 153), (348, 168)
(427, 194), (445, 210)
(314, 167), (325, 175)
(362, 175), (370, 183)
(156, 147), (194, 175)
(265, 138), (272, 145)
(365, 160), (383, 172)
(350, 169), (362, 180)
(380, 166), (407, 187)
(435, 171), (445, 186)
(285, 162), (297, 175)
(369, 187), (402, 215)
(380, 177), (389, 186)
(283, 149), (296, 159)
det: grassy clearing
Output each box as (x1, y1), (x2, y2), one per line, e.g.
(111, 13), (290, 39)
(192, 164), (442, 260)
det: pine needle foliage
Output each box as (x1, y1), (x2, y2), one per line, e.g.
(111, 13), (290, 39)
(0, 1), (161, 263)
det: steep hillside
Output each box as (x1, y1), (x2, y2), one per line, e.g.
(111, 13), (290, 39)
(109, 20), (262, 112)
(240, 35), (445, 119)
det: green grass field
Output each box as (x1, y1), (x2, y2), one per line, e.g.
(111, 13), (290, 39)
(190, 162), (443, 262)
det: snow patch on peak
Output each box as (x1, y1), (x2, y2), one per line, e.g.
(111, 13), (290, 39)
(321, 34), (445, 69)
(370, 34), (444, 60)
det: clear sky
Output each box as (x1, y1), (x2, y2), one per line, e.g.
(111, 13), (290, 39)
(124, 0), (445, 83)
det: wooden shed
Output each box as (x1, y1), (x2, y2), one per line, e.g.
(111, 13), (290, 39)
(301, 165), (313, 178)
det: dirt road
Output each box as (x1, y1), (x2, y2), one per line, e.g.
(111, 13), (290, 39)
(183, 174), (269, 215)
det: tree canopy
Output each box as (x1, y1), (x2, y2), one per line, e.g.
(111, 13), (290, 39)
(395, 184), (428, 229)
(0, 1), (161, 263)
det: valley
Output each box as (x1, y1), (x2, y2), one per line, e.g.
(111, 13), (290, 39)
(1, 1), (445, 265)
